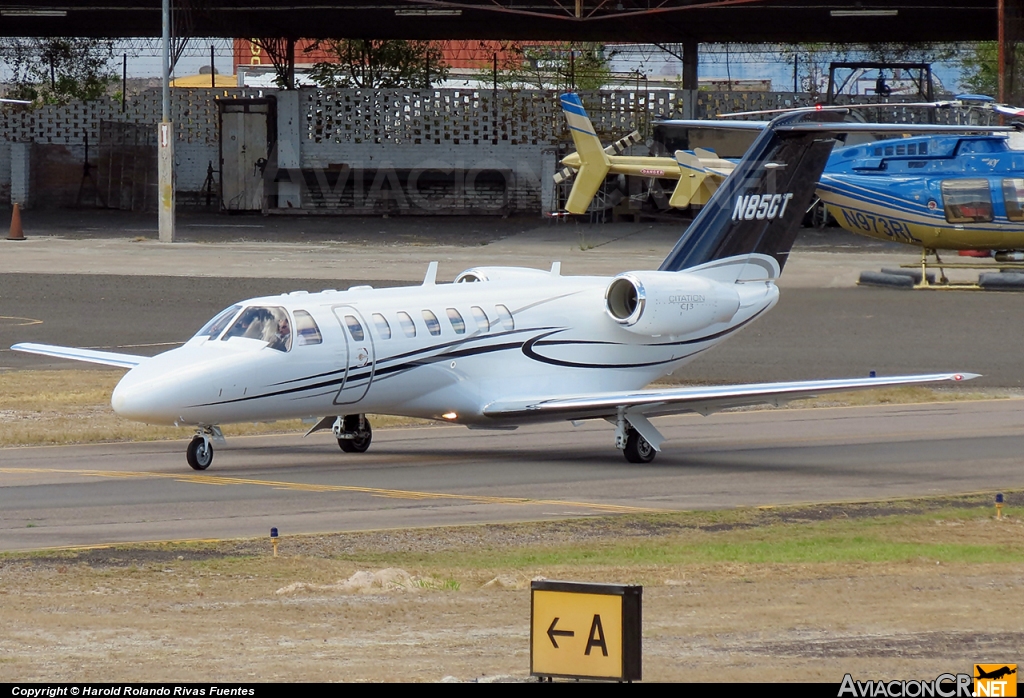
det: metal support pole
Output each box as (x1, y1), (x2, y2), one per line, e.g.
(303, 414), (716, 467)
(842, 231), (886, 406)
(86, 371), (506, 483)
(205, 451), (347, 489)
(121, 53), (127, 112)
(159, 0), (175, 242)
(999, 0), (1006, 104)
(211, 44), (216, 88)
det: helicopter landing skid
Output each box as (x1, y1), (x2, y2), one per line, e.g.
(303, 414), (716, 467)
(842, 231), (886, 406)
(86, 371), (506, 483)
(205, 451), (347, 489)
(898, 249), (1024, 290)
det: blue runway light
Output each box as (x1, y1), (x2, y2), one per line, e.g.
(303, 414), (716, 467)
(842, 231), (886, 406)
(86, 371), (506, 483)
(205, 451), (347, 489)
(996, 493), (1004, 504)
(869, 370), (876, 377)
(271, 527), (279, 538)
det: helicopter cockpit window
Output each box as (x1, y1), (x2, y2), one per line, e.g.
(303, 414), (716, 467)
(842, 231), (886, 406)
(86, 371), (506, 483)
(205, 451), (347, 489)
(1003, 179), (1024, 221)
(942, 180), (993, 223)
(196, 305), (241, 339)
(222, 305), (292, 351)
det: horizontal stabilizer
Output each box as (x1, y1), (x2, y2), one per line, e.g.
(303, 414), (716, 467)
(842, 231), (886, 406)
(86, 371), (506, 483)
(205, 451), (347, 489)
(671, 150), (710, 208)
(483, 372), (979, 421)
(11, 342), (148, 368)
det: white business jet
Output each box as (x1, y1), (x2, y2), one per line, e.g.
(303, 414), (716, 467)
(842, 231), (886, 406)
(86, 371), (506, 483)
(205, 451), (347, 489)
(13, 104), (978, 470)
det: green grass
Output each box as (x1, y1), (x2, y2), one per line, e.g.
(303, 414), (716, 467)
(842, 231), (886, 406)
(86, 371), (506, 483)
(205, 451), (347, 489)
(6, 495), (1020, 575)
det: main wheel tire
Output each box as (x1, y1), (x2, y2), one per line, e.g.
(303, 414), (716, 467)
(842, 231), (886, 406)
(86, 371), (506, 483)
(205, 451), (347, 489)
(337, 419), (372, 453)
(186, 436), (213, 470)
(623, 429), (656, 464)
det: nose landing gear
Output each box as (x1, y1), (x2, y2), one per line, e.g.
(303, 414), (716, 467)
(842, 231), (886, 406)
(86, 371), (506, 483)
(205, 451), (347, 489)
(187, 435), (213, 470)
(186, 426), (224, 470)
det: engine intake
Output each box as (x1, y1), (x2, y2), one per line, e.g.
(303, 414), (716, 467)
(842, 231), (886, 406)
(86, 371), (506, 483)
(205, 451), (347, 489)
(605, 271), (740, 336)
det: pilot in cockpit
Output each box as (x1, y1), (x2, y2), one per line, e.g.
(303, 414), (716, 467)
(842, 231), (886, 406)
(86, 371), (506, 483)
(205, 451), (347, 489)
(270, 316), (291, 352)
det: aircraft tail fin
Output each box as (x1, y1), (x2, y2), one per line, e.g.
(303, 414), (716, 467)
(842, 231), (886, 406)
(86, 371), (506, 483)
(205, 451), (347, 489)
(560, 93), (612, 214)
(660, 110), (844, 274)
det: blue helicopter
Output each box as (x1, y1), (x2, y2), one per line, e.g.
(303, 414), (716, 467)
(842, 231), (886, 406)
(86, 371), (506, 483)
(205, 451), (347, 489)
(557, 93), (1024, 284)
(816, 96), (1024, 264)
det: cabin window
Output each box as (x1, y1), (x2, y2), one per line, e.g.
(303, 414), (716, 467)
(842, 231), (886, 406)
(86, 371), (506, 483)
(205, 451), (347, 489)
(196, 305), (241, 339)
(884, 146), (894, 156)
(422, 309), (441, 336)
(372, 313), (392, 339)
(896, 145), (906, 155)
(293, 310), (322, 346)
(873, 147), (883, 157)
(397, 311), (416, 338)
(1003, 178), (1024, 221)
(906, 144), (916, 155)
(344, 315), (365, 341)
(917, 142), (927, 155)
(471, 306), (490, 332)
(942, 179), (993, 223)
(495, 304), (515, 331)
(446, 308), (466, 334)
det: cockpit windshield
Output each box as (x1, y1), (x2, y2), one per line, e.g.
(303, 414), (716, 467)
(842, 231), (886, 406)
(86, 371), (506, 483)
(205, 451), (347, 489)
(196, 305), (242, 339)
(222, 305), (292, 351)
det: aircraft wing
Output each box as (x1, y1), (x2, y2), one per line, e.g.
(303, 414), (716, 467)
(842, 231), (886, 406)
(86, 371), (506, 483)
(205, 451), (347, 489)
(483, 372), (978, 422)
(11, 342), (149, 369)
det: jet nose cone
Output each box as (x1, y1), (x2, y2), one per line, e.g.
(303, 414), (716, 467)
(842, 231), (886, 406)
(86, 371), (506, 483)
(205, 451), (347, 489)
(112, 370), (179, 425)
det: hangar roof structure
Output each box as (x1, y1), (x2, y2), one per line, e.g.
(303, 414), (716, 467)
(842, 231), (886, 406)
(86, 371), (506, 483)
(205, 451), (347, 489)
(0, 1), (999, 43)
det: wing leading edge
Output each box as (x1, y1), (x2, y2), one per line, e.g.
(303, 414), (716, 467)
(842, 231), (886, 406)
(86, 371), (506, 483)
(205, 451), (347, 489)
(11, 342), (149, 369)
(483, 372), (979, 422)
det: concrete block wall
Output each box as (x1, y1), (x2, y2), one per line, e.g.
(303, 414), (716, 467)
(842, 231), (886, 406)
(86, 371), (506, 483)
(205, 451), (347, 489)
(0, 141), (10, 204)
(0, 87), (269, 208)
(2, 88), (970, 211)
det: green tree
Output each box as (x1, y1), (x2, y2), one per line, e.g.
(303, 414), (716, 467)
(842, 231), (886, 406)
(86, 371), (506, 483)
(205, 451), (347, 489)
(0, 37), (116, 105)
(498, 42), (610, 91)
(957, 41), (998, 97)
(306, 39), (449, 89)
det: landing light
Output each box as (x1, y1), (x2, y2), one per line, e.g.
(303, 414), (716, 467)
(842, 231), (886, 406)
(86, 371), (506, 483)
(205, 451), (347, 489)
(442, 412), (458, 420)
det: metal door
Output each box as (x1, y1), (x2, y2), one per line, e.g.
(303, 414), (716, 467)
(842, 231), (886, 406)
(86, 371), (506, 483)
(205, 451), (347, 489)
(218, 99), (273, 211)
(332, 306), (376, 405)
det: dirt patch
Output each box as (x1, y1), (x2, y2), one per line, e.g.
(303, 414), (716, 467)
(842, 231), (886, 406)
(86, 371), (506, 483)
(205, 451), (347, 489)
(2, 497), (1022, 683)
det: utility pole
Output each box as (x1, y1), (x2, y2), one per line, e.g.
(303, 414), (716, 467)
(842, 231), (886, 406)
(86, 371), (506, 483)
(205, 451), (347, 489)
(158, 0), (176, 242)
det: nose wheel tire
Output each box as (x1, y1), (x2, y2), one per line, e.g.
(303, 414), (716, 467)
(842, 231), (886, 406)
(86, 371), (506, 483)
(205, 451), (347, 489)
(338, 418), (372, 453)
(187, 436), (214, 470)
(623, 429), (656, 464)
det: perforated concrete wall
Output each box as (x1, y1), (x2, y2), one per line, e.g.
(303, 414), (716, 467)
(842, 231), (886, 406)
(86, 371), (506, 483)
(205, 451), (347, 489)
(2, 88), (969, 211)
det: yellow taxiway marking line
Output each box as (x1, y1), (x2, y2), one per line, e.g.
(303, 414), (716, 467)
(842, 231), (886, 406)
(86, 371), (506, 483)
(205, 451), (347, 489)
(0, 467), (660, 514)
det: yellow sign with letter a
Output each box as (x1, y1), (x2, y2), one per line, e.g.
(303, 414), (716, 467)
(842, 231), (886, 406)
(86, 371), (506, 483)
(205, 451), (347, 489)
(530, 580), (642, 682)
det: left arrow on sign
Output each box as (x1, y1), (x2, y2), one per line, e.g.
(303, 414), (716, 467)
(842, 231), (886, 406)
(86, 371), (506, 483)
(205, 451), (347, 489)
(547, 617), (575, 648)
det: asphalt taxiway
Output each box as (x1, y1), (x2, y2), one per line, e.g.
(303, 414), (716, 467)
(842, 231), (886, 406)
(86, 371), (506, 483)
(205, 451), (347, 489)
(2, 273), (1022, 387)
(2, 398), (1023, 552)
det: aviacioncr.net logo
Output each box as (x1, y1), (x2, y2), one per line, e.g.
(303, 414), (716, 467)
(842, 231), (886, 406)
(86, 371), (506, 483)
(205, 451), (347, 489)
(974, 665), (1017, 697)
(838, 673), (974, 697)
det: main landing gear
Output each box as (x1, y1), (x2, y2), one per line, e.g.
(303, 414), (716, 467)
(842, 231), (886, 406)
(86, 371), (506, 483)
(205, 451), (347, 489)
(613, 408), (660, 464)
(623, 429), (656, 464)
(334, 414), (372, 453)
(186, 426), (223, 470)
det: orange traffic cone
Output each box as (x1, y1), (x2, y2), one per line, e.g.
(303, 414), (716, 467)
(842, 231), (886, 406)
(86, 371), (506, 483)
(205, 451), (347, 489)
(7, 203), (24, 241)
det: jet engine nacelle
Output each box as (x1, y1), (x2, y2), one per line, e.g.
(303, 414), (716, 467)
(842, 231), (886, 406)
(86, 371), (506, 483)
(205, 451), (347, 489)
(605, 271), (741, 336)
